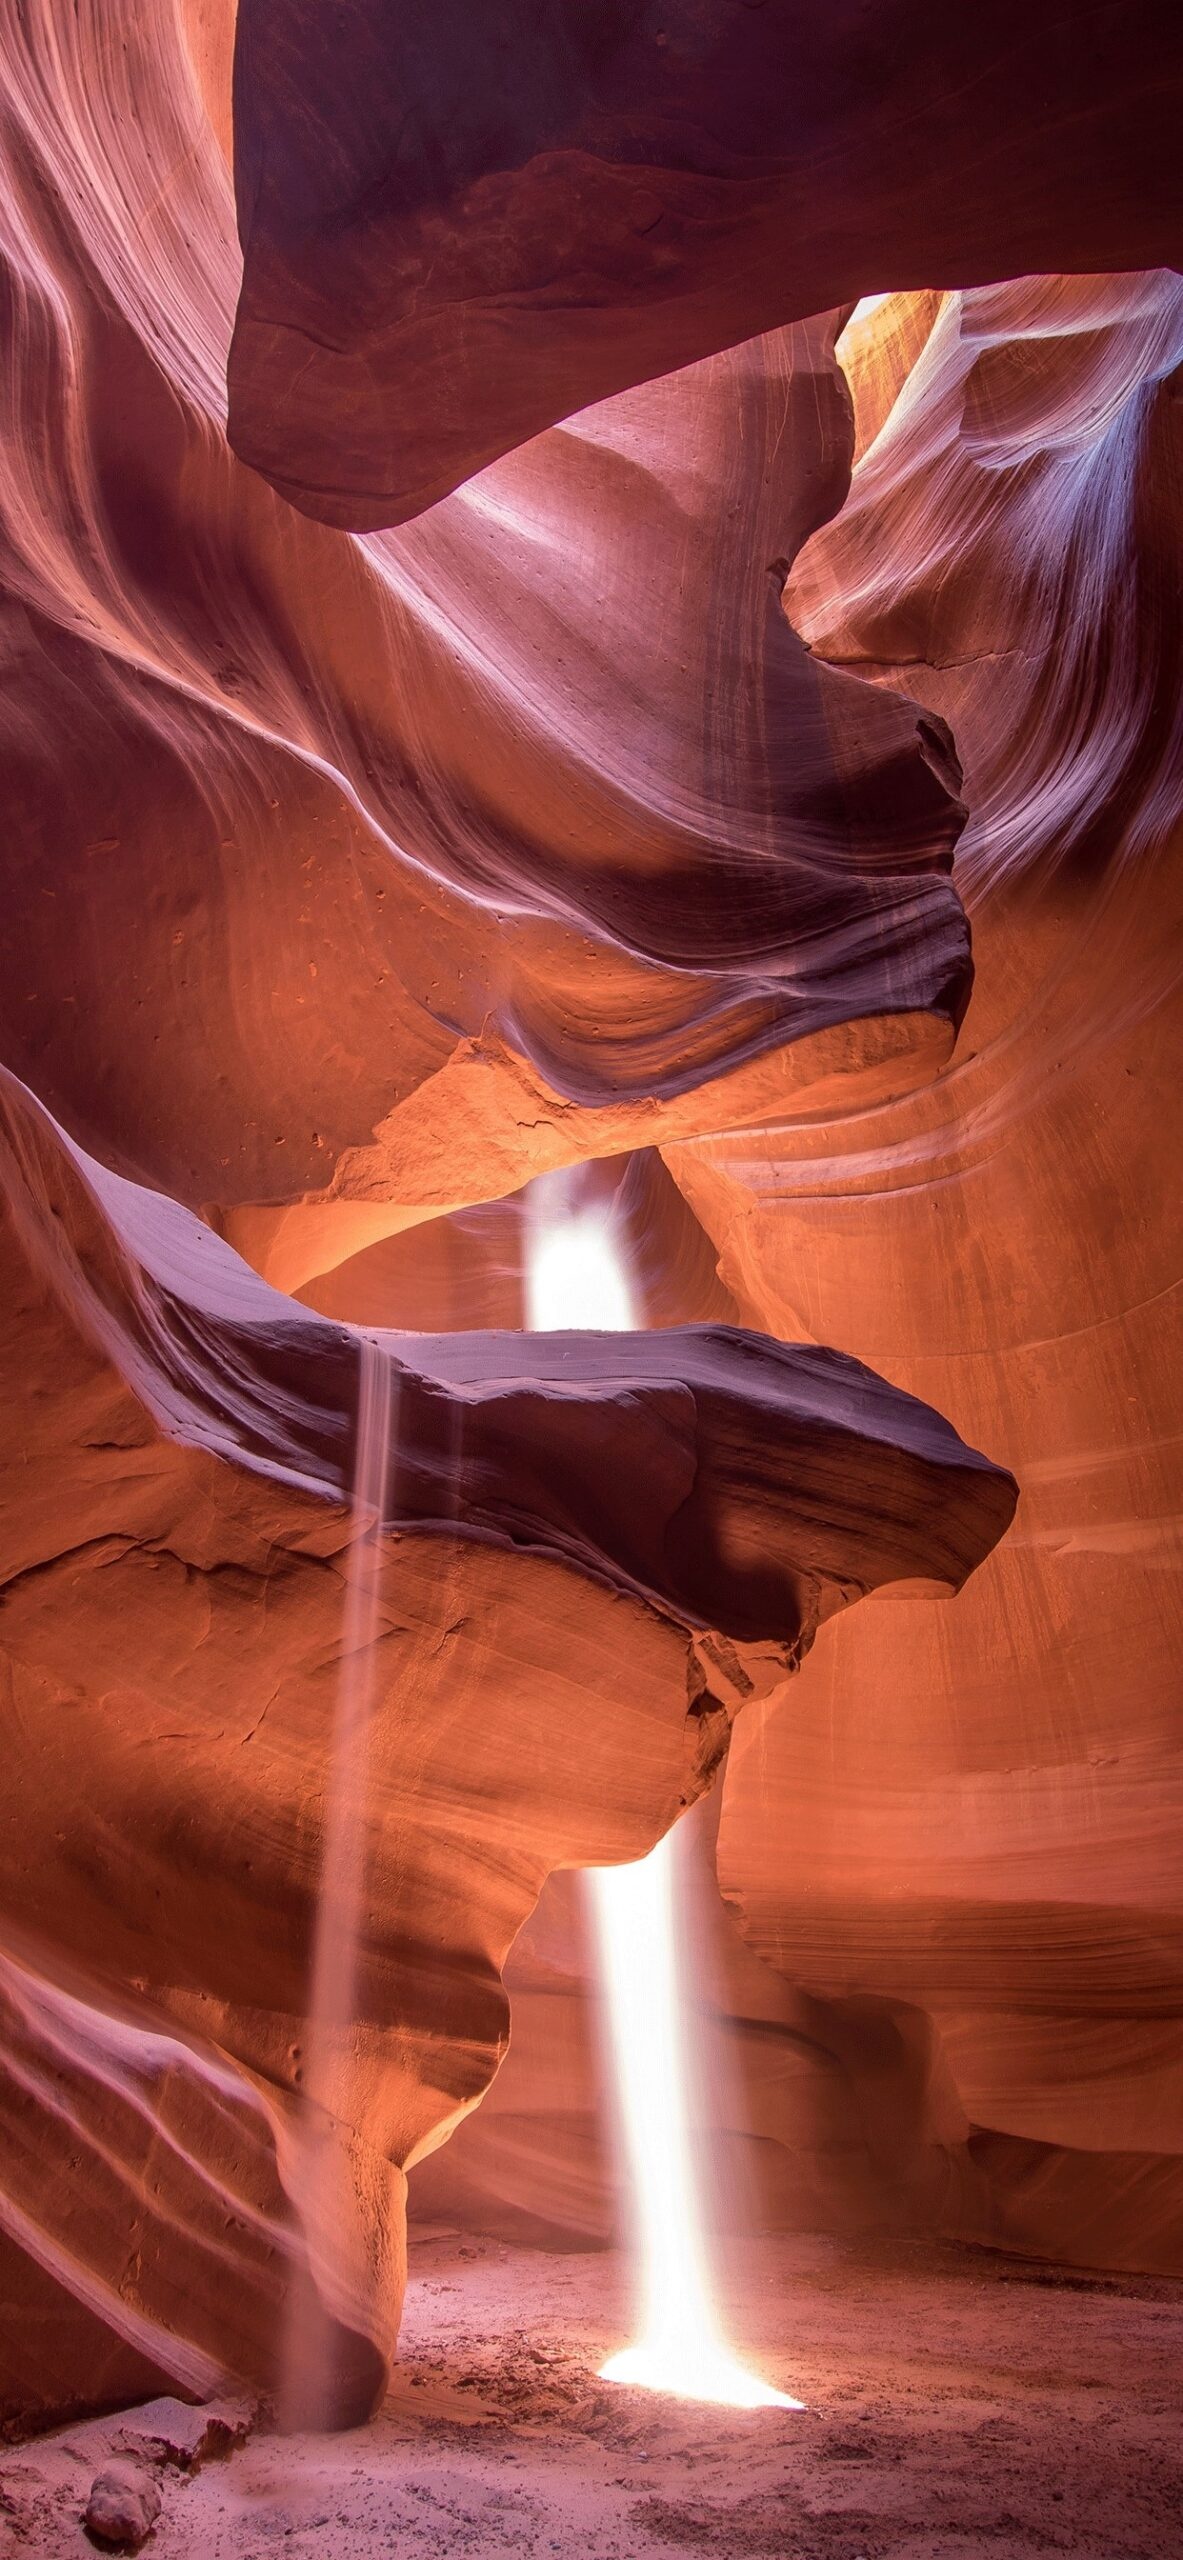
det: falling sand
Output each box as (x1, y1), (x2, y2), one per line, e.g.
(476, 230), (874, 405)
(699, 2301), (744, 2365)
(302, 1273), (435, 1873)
(281, 1335), (395, 2432)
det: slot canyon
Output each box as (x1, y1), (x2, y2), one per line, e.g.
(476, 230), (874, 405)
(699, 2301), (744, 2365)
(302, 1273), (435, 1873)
(0, 5), (1179, 2555)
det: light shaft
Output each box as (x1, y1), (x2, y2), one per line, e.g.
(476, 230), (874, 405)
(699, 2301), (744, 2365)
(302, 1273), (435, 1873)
(525, 1174), (800, 2410)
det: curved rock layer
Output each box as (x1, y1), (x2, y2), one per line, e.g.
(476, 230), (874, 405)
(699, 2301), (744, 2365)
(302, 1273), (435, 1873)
(1, 0), (1173, 2441)
(229, 0), (1182, 524)
(411, 272), (1182, 2285)
(0, 1064), (1013, 2424)
(0, 0), (1019, 2436)
(671, 275), (1183, 2276)
(2, 0), (968, 1318)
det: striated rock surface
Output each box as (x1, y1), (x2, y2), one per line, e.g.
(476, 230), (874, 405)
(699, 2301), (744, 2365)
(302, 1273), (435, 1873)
(229, 0), (1183, 526)
(664, 275), (1183, 2276)
(1, 0), (1173, 2448)
(412, 274), (1183, 2285)
(0, 0), (1016, 2434)
(0, 1062), (1013, 2422)
(1, 0), (970, 1314)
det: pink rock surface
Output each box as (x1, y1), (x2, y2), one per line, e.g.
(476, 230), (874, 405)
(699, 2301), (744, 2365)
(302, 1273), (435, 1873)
(228, 2), (1183, 526)
(2, 0), (970, 1305)
(409, 277), (1183, 2288)
(84, 2458), (162, 2549)
(679, 276), (1183, 2275)
(0, 1063), (1011, 2424)
(0, 0), (1174, 2455)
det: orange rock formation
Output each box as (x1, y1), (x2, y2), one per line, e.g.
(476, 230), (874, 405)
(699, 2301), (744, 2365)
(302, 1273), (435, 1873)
(419, 273), (1183, 2283)
(0, 0), (1177, 2437)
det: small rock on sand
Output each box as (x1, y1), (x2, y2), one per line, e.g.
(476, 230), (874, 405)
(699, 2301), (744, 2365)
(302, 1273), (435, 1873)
(84, 2459), (162, 2549)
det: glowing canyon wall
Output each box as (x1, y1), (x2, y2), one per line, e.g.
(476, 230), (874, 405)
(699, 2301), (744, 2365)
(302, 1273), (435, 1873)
(419, 274), (1183, 2279)
(0, 0), (1179, 2434)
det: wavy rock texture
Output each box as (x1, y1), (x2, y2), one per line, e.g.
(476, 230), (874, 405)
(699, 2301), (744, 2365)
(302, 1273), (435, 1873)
(0, 0), (1013, 2430)
(411, 275), (1183, 2286)
(1, 0), (1170, 2447)
(1, 0), (969, 1318)
(229, 0), (1183, 525)
(663, 274), (1183, 2275)
(0, 1065), (1012, 2425)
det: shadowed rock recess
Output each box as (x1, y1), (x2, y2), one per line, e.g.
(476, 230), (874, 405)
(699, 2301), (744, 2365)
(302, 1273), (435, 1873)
(229, 0), (1182, 527)
(0, 0), (1176, 2446)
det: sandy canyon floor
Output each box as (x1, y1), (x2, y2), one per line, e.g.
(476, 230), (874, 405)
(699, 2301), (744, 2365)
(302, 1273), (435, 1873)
(2, 2229), (1180, 2559)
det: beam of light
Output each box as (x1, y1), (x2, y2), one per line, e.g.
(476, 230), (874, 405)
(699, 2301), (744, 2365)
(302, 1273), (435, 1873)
(281, 1332), (393, 2431)
(524, 1171), (801, 2411)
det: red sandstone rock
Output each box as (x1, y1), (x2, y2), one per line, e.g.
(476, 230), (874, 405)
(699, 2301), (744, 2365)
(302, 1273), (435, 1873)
(0, 1), (971, 1302)
(675, 275), (1183, 2276)
(0, 0), (1173, 2455)
(0, 1063), (1012, 2424)
(0, 5), (1011, 2429)
(408, 276), (1183, 2285)
(229, 1), (1183, 527)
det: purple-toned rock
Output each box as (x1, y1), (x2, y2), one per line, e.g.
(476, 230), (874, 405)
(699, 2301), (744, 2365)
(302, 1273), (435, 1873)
(229, 0), (1182, 526)
(114, 2394), (256, 2472)
(84, 2460), (162, 2549)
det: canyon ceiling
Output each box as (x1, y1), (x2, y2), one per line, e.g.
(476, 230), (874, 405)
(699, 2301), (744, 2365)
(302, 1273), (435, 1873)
(0, 0), (1179, 2436)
